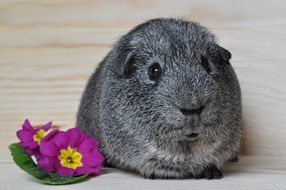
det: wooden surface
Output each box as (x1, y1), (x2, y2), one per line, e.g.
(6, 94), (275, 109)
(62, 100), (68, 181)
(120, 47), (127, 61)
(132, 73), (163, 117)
(0, 0), (286, 189)
(0, 156), (286, 190)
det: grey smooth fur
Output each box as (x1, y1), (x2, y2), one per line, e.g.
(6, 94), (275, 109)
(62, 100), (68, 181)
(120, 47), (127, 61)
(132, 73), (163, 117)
(76, 18), (242, 179)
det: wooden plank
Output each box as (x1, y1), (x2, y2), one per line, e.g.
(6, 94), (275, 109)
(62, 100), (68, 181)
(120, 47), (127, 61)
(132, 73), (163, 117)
(0, 0), (286, 159)
(0, 156), (286, 190)
(0, 0), (285, 28)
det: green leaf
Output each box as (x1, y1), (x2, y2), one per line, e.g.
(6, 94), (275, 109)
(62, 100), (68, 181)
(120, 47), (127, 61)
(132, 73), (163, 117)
(9, 143), (88, 185)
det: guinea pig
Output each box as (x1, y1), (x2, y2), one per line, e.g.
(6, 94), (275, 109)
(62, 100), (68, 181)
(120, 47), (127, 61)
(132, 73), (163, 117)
(76, 18), (242, 179)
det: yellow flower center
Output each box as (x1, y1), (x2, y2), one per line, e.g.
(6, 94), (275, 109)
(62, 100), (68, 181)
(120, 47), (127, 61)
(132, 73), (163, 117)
(33, 129), (47, 145)
(58, 146), (83, 169)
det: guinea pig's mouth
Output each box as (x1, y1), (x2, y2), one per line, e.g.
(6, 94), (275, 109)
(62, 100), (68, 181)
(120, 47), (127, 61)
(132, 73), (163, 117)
(185, 132), (200, 141)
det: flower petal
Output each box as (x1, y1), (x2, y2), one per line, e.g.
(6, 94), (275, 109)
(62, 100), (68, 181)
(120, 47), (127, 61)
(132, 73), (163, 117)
(82, 150), (104, 167)
(75, 165), (93, 175)
(84, 134), (98, 147)
(89, 165), (102, 176)
(41, 121), (52, 131)
(56, 167), (75, 177)
(37, 156), (54, 173)
(22, 119), (33, 130)
(22, 147), (34, 156)
(22, 146), (40, 157)
(51, 157), (62, 169)
(66, 128), (82, 147)
(40, 142), (59, 157)
(42, 129), (60, 143)
(16, 130), (34, 142)
(77, 137), (97, 154)
(52, 132), (68, 149)
(19, 141), (38, 148)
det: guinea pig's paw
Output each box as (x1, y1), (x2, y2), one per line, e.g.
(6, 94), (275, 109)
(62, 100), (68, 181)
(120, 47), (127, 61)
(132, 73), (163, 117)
(193, 164), (223, 180)
(143, 172), (175, 180)
(140, 160), (185, 179)
(141, 168), (185, 180)
(228, 155), (239, 162)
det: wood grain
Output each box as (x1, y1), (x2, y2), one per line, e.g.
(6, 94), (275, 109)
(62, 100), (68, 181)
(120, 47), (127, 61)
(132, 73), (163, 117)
(0, 0), (286, 163)
(1, 156), (286, 189)
(1, 0), (286, 188)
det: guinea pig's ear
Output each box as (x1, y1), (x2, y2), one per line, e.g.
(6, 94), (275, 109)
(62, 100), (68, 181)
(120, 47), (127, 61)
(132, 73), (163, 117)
(122, 51), (136, 78)
(201, 56), (211, 73)
(216, 45), (232, 65)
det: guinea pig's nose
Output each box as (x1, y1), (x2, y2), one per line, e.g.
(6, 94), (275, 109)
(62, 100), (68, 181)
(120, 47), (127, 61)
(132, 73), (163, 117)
(180, 105), (205, 116)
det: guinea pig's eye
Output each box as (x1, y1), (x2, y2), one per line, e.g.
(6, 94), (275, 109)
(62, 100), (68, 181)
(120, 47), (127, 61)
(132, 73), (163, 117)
(148, 62), (162, 81)
(201, 56), (211, 73)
